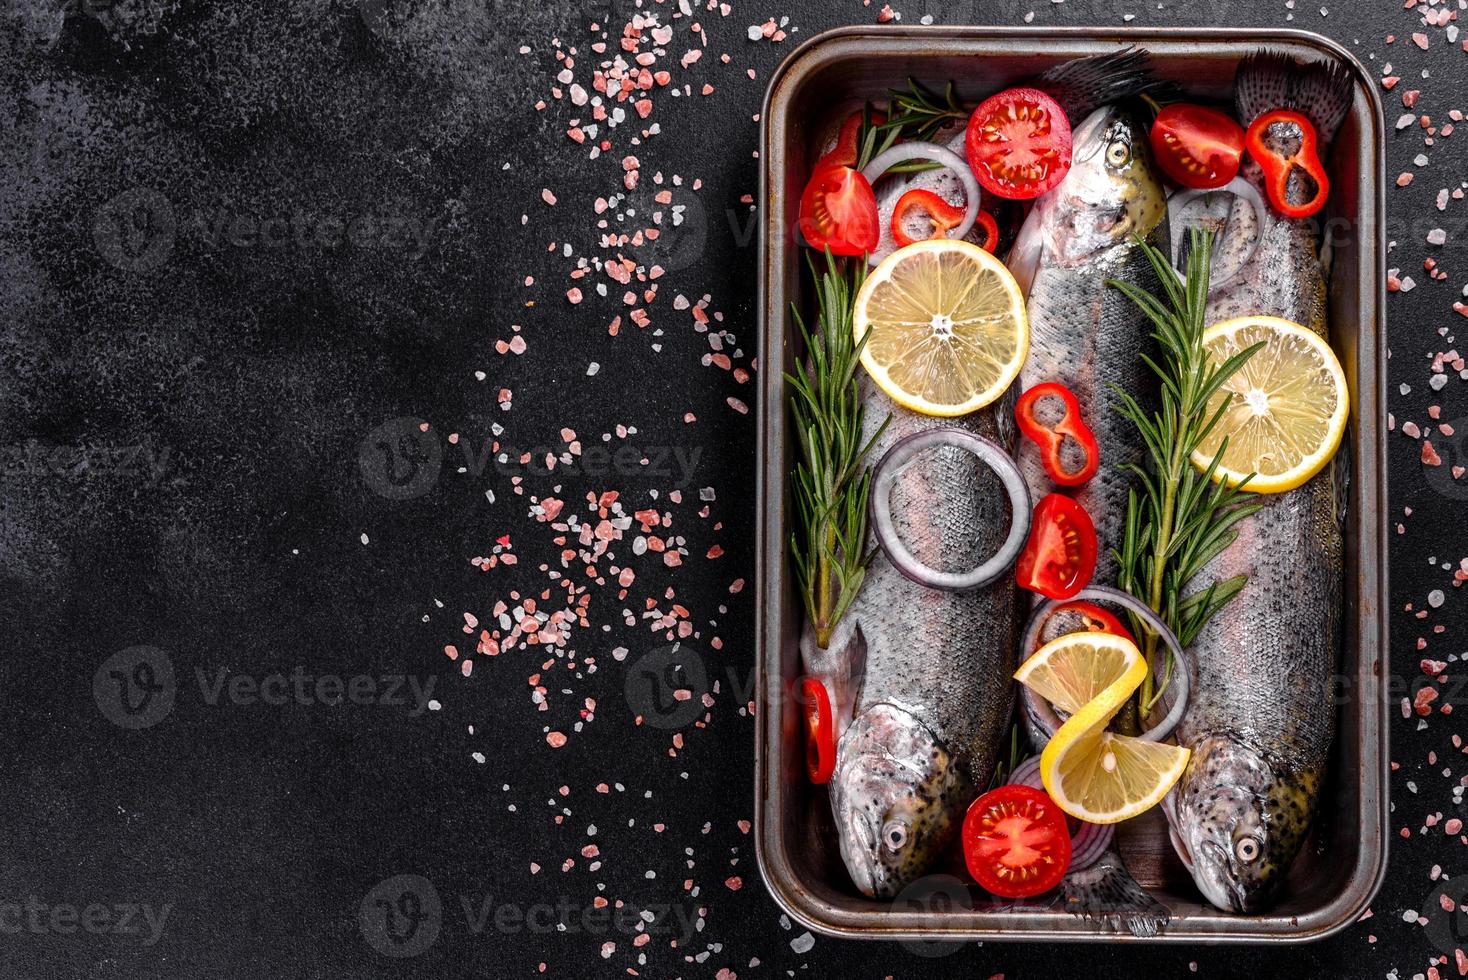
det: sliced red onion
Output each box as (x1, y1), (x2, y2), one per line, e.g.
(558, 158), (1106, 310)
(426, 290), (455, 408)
(1167, 176), (1269, 291)
(869, 429), (1030, 592)
(1018, 585), (1192, 744)
(861, 142), (980, 266)
(1005, 755), (1114, 873)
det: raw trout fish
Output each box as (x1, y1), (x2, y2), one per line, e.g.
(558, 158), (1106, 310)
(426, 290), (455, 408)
(1164, 52), (1351, 914)
(815, 384), (1021, 900)
(805, 53), (1166, 903)
(1008, 102), (1168, 581)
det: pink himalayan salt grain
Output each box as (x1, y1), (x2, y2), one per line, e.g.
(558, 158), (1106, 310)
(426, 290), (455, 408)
(546, 731), (568, 748)
(541, 188), (557, 205)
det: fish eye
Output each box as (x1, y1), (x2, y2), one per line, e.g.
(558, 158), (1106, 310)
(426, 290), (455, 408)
(882, 819), (908, 852)
(1106, 140), (1131, 167)
(1233, 836), (1261, 863)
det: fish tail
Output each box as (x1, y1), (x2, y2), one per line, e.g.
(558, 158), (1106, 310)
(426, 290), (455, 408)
(1059, 853), (1171, 938)
(1037, 48), (1170, 122)
(1234, 50), (1353, 145)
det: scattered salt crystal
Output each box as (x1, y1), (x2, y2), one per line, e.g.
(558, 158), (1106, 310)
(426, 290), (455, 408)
(790, 931), (815, 954)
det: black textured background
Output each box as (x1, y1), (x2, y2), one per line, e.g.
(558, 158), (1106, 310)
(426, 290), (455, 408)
(0, 1), (1458, 978)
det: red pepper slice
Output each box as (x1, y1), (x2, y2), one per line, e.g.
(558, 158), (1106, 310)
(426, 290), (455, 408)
(820, 109), (888, 170)
(963, 784), (1072, 898)
(1015, 494), (1097, 601)
(1054, 600), (1135, 644)
(1244, 109), (1329, 219)
(891, 189), (965, 248)
(1014, 382), (1100, 487)
(799, 678), (836, 784)
(798, 163), (879, 256)
(973, 209), (999, 253)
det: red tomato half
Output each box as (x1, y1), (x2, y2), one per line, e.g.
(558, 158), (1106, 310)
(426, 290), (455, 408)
(798, 163), (879, 256)
(963, 785), (1072, 898)
(1015, 493), (1098, 601)
(964, 87), (1073, 200)
(1150, 104), (1246, 190)
(799, 678), (836, 784)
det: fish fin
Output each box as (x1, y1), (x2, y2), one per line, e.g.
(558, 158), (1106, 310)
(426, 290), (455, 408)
(1006, 210), (1045, 298)
(1037, 48), (1170, 122)
(1234, 50), (1353, 145)
(801, 618), (867, 741)
(1058, 853), (1172, 938)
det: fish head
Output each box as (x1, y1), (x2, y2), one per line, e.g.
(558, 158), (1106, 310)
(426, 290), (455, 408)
(830, 703), (965, 898)
(1035, 104), (1166, 267)
(1169, 734), (1317, 913)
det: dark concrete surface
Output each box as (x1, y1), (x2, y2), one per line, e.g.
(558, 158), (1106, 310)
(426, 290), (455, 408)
(0, 1), (1457, 977)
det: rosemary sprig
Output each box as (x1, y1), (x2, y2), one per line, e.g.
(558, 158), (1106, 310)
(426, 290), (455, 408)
(850, 80), (968, 177)
(1107, 229), (1265, 723)
(785, 251), (891, 648)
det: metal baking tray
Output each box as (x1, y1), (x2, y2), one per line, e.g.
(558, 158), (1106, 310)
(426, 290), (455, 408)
(755, 26), (1387, 943)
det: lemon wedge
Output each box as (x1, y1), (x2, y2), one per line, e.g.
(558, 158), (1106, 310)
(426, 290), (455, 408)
(854, 239), (1028, 416)
(1191, 315), (1349, 494)
(1016, 632), (1190, 825)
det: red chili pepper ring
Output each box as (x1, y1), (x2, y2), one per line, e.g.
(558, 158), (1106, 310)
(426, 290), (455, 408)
(1244, 109), (1329, 220)
(1014, 382), (1100, 487)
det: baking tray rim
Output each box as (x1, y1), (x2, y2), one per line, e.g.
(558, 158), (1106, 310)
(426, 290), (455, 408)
(754, 24), (1389, 944)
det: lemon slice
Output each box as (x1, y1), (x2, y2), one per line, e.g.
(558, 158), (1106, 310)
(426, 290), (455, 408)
(1017, 632), (1190, 825)
(854, 239), (1028, 416)
(1191, 315), (1349, 494)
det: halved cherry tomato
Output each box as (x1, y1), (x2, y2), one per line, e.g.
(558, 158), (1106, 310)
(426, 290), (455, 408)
(798, 163), (879, 256)
(1245, 109), (1329, 219)
(799, 678), (836, 784)
(1054, 600), (1135, 644)
(820, 109), (888, 170)
(1149, 104), (1245, 190)
(1015, 493), (1097, 601)
(962, 784), (1072, 898)
(1014, 382), (1099, 487)
(964, 87), (1073, 200)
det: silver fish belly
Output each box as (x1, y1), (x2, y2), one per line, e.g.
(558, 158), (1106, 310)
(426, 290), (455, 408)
(827, 382), (1020, 899)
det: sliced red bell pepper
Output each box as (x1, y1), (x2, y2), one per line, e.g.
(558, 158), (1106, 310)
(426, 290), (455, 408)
(820, 109), (888, 170)
(1245, 109), (1329, 219)
(1015, 494), (1098, 601)
(799, 677), (836, 784)
(891, 189), (964, 248)
(1014, 382), (1099, 487)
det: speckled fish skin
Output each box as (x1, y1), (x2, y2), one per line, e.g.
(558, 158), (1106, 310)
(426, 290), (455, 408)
(827, 381), (1020, 899)
(1009, 104), (1168, 582)
(1167, 53), (1351, 914)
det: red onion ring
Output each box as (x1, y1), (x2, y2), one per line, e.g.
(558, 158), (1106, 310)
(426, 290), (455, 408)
(869, 428), (1031, 592)
(1018, 585), (1192, 744)
(861, 142), (981, 266)
(1167, 176), (1268, 291)
(1005, 755), (1114, 873)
